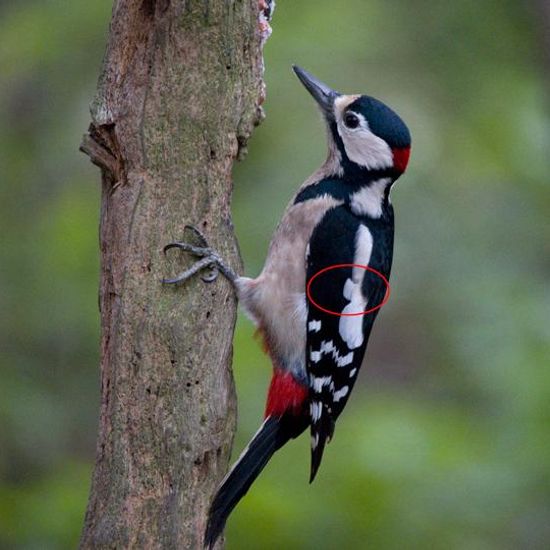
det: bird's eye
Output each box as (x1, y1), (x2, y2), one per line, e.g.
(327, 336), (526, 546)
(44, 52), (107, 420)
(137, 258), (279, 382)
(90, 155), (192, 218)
(344, 112), (360, 129)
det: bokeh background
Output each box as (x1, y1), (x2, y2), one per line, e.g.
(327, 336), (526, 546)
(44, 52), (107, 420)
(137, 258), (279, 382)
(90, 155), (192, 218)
(1, 1), (549, 548)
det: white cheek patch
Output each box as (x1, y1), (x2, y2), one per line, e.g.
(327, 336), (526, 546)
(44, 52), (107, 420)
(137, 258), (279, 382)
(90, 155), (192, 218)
(340, 127), (393, 170)
(339, 225), (373, 349)
(333, 97), (394, 171)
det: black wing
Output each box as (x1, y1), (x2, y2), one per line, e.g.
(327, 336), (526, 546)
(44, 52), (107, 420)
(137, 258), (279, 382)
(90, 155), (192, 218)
(306, 205), (393, 481)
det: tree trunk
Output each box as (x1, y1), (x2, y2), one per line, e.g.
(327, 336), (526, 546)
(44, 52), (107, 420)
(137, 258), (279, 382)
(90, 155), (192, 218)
(79, 1), (271, 548)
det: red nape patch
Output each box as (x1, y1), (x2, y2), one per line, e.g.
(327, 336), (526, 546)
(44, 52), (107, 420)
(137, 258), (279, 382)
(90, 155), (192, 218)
(265, 370), (308, 418)
(392, 147), (411, 173)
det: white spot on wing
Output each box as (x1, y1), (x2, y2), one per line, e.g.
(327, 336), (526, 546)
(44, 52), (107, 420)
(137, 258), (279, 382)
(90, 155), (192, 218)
(349, 368), (357, 378)
(311, 376), (332, 392)
(337, 352), (354, 366)
(310, 340), (355, 368)
(333, 386), (349, 402)
(308, 320), (322, 333)
(310, 350), (321, 363)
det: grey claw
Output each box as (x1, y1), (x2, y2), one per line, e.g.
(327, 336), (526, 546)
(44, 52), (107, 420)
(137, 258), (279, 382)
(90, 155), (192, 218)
(184, 224), (208, 246)
(162, 256), (216, 285)
(162, 226), (237, 286)
(163, 242), (181, 255)
(163, 241), (212, 258)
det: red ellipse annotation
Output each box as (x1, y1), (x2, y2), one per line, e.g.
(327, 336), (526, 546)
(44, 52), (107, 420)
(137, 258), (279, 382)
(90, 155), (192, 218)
(306, 263), (391, 317)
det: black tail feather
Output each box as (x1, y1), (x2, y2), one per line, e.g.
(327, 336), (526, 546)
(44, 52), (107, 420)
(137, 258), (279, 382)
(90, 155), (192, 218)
(309, 411), (335, 483)
(204, 416), (291, 549)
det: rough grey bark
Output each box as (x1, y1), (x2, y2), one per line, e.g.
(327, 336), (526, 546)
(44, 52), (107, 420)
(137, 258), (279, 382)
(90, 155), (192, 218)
(79, 1), (270, 548)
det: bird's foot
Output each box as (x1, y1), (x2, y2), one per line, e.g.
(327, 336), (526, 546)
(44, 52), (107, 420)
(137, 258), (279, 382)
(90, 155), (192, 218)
(162, 225), (238, 285)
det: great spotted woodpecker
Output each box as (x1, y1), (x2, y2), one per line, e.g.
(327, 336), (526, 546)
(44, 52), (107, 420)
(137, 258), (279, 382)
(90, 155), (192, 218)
(163, 66), (411, 548)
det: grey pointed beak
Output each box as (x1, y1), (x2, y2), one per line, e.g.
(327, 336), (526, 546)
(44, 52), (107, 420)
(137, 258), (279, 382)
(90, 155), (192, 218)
(292, 65), (340, 118)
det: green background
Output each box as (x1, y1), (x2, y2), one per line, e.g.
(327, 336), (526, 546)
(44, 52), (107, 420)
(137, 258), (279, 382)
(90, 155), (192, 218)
(1, 1), (549, 548)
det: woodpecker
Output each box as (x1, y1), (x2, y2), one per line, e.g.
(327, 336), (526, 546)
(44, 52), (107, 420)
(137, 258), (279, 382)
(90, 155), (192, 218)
(163, 66), (411, 548)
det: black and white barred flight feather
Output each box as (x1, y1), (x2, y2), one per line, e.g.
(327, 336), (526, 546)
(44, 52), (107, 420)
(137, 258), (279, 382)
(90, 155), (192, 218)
(305, 204), (394, 481)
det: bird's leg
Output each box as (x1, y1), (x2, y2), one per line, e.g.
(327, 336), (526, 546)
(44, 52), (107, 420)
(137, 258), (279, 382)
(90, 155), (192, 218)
(162, 225), (238, 285)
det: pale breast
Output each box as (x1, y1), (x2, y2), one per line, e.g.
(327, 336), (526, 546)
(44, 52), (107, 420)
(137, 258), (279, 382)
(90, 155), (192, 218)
(238, 195), (342, 377)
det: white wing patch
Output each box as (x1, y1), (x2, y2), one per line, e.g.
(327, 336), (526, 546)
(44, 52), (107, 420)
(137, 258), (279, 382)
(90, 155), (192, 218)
(339, 225), (373, 349)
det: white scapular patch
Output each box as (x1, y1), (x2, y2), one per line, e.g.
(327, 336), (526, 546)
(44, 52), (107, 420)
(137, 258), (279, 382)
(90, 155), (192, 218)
(311, 376), (332, 392)
(310, 340), (354, 368)
(308, 320), (322, 333)
(310, 401), (322, 422)
(350, 178), (392, 219)
(349, 368), (357, 378)
(342, 278), (355, 300)
(333, 385), (349, 403)
(339, 225), (373, 349)
(333, 97), (394, 171)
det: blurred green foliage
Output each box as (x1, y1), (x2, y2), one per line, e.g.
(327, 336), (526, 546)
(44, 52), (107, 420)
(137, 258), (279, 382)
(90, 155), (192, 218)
(1, 0), (549, 548)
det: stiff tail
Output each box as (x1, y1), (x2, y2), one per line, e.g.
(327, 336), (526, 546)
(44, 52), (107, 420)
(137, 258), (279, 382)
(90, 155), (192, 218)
(309, 408), (335, 483)
(204, 416), (290, 549)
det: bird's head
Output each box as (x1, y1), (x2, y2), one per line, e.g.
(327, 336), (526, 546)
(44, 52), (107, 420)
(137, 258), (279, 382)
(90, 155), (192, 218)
(293, 66), (411, 178)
